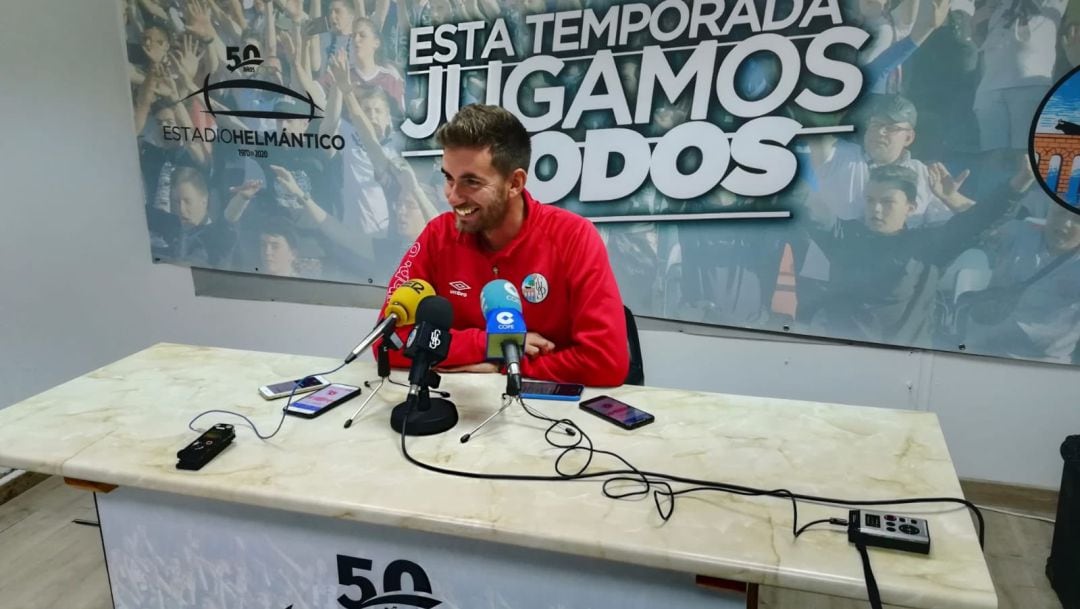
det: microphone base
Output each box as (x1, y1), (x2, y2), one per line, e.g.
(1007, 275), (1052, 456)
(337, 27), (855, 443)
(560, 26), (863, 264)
(390, 397), (458, 436)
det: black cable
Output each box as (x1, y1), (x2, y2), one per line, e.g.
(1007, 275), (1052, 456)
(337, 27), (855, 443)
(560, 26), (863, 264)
(856, 542), (884, 609)
(514, 400), (986, 547)
(397, 395), (984, 550)
(795, 517), (848, 538)
(188, 362), (348, 440)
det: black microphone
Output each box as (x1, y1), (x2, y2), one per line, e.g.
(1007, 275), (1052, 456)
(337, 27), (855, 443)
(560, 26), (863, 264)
(403, 295), (453, 397)
(391, 295), (458, 436)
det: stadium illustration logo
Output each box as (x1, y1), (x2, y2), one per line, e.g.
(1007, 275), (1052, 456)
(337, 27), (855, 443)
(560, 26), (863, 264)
(1030, 66), (1080, 216)
(183, 74), (322, 121)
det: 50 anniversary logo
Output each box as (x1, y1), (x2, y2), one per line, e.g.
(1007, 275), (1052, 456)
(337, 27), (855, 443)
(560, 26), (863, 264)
(161, 43), (345, 153)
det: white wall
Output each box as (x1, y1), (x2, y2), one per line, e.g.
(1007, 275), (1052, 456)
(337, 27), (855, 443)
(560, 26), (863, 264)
(2, 0), (1078, 489)
(0, 0), (378, 411)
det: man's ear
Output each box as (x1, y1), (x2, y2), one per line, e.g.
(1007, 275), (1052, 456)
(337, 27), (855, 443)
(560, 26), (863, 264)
(508, 168), (527, 197)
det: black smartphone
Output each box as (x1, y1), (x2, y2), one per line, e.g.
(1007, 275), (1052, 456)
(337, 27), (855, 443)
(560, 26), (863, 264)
(303, 15), (331, 36)
(520, 380), (584, 401)
(285, 383), (361, 418)
(579, 395), (655, 430)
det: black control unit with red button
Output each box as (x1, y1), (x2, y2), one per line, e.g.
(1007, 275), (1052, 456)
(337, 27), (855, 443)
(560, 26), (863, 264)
(848, 509), (931, 555)
(176, 423), (235, 471)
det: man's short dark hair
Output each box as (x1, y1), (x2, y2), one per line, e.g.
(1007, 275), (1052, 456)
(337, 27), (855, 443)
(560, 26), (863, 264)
(868, 165), (919, 204)
(143, 24), (168, 40)
(867, 94), (918, 128)
(171, 166), (208, 198)
(260, 218), (299, 250)
(436, 105), (531, 177)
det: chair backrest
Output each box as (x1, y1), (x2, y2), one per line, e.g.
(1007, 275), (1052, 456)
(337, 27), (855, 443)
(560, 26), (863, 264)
(624, 305), (645, 386)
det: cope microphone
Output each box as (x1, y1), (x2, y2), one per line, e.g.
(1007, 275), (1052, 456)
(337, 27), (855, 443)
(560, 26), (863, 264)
(481, 280), (526, 397)
(343, 279), (434, 364)
(391, 295), (458, 436)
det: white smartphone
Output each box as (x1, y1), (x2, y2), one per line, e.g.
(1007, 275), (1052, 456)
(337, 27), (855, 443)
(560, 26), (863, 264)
(258, 375), (330, 400)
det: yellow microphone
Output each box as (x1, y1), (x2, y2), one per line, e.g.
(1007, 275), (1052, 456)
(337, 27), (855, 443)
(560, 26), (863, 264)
(382, 279), (434, 326)
(344, 279), (435, 363)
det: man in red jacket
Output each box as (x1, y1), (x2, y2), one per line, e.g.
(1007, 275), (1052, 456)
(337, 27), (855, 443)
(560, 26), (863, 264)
(380, 104), (629, 386)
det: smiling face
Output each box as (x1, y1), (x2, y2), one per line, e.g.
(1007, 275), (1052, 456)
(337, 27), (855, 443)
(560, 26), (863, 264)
(441, 146), (514, 234)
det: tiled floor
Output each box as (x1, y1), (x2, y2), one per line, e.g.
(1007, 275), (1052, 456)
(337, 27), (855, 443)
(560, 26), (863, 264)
(0, 477), (1064, 609)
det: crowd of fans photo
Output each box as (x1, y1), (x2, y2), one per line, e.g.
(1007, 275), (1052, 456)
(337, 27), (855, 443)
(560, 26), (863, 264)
(125, 0), (1080, 364)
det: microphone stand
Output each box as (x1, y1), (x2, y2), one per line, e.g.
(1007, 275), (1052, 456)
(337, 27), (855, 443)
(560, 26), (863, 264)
(390, 371), (458, 435)
(344, 328), (452, 430)
(459, 375), (576, 443)
(343, 329), (403, 429)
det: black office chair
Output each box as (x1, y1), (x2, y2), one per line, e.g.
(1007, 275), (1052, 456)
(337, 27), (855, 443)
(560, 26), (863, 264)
(624, 306), (645, 386)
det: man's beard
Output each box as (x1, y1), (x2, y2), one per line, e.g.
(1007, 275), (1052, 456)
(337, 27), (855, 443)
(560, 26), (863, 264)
(456, 184), (510, 233)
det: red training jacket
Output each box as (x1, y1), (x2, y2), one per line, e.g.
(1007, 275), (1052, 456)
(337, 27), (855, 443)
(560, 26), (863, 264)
(378, 189), (629, 387)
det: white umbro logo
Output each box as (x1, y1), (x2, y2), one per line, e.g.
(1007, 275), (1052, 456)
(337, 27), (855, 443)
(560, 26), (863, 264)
(449, 281), (471, 297)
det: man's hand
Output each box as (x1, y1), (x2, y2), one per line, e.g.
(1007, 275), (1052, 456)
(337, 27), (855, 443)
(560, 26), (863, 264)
(928, 162), (970, 201)
(185, 0), (217, 42)
(911, 0), (950, 44)
(269, 165), (305, 198)
(525, 332), (555, 357)
(229, 179), (264, 199)
(150, 63), (180, 101)
(281, 31), (299, 65)
(438, 363), (499, 373)
(329, 49), (352, 93)
(388, 158), (421, 192)
(172, 35), (204, 83)
(928, 162), (974, 212)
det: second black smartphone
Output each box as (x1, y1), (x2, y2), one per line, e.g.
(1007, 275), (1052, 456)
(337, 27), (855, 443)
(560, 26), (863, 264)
(579, 395), (655, 430)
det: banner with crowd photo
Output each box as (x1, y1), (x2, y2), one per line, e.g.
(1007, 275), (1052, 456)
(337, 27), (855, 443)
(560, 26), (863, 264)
(125, 0), (1080, 366)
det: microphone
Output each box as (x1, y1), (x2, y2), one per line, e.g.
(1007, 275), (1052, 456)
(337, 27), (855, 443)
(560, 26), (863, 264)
(481, 279), (526, 397)
(391, 295), (459, 436)
(343, 279), (434, 364)
(403, 295), (453, 395)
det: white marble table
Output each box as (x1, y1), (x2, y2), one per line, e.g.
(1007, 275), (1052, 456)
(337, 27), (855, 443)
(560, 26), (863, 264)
(0, 343), (996, 609)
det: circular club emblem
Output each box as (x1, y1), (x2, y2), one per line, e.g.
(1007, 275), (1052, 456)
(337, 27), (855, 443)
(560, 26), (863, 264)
(521, 273), (549, 304)
(1030, 66), (1080, 216)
